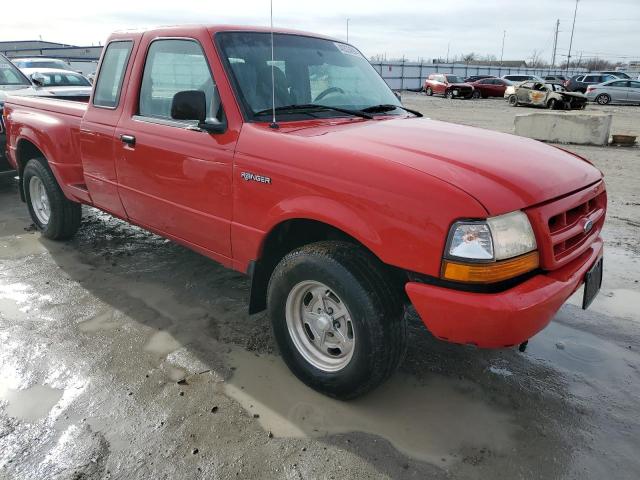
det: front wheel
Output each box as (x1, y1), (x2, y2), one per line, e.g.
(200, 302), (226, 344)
(445, 90), (454, 99)
(425, 87), (433, 96)
(23, 157), (81, 240)
(267, 241), (407, 399)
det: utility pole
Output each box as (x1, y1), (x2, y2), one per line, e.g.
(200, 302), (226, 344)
(445, 42), (450, 63)
(566, 0), (579, 72)
(500, 30), (506, 66)
(346, 18), (350, 43)
(551, 19), (560, 67)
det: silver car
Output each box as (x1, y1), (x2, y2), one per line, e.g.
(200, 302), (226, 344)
(586, 79), (640, 105)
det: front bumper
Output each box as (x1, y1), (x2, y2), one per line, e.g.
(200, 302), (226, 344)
(406, 237), (603, 348)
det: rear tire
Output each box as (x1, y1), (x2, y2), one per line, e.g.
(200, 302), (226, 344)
(596, 94), (611, 105)
(547, 99), (558, 109)
(23, 157), (81, 240)
(267, 241), (407, 399)
(472, 90), (481, 99)
(508, 95), (518, 106)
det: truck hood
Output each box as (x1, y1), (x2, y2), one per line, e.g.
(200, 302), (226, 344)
(290, 117), (602, 214)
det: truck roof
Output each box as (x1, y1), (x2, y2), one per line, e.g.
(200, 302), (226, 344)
(108, 24), (339, 42)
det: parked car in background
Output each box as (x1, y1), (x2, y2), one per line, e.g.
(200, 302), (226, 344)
(464, 74), (495, 83)
(586, 79), (640, 105)
(565, 74), (616, 93)
(543, 75), (568, 85)
(471, 77), (512, 98)
(12, 57), (73, 71)
(424, 74), (474, 99)
(502, 74), (544, 84)
(594, 71), (631, 80)
(0, 54), (38, 173)
(507, 81), (587, 109)
(21, 68), (92, 101)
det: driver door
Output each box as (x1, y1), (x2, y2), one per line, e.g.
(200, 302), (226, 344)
(115, 36), (236, 258)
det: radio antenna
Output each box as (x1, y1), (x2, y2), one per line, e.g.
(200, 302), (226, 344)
(269, 0), (279, 129)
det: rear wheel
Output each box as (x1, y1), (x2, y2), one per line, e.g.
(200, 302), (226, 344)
(596, 93), (611, 105)
(547, 98), (558, 109)
(267, 241), (407, 399)
(472, 90), (481, 99)
(508, 95), (518, 106)
(23, 158), (81, 240)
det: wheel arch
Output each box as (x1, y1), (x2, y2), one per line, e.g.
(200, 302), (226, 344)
(247, 216), (406, 314)
(14, 137), (47, 201)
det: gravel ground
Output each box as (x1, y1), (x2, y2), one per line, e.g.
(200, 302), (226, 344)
(1, 95), (639, 479)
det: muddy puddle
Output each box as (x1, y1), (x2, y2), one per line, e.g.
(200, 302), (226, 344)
(223, 348), (516, 465)
(0, 382), (63, 422)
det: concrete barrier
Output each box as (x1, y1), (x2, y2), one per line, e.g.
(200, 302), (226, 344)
(514, 112), (613, 146)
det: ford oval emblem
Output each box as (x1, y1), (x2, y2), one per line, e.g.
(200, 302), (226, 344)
(583, 219), (594, 234)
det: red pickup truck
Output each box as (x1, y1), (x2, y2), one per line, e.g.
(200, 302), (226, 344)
(2, 25), (606, 399)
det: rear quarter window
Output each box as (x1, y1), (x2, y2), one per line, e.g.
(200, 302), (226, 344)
(93, 41), (133, 108)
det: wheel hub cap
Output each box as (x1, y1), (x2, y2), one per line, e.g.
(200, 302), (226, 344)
(29, 176), (51, 225)
(285, 280), (355, 372)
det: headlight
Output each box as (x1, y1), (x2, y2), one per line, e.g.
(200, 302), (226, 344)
(443, 211), (538, 283)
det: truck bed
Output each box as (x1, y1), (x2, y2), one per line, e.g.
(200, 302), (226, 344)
(6, 95), (88, 118)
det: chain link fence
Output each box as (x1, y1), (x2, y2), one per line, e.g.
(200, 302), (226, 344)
(371, 61), (588, 90)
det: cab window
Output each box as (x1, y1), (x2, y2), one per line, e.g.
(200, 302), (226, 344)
(138, 39), (223, 122)
(93, 41), (133, 108)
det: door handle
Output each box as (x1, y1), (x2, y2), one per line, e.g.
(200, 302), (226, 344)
(120, 134), (136, 147)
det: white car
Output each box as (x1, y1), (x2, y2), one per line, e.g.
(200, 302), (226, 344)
(12, 57), (74, 71)
(21, 67), (92, 101)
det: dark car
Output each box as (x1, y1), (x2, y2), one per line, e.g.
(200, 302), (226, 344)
(464, 75), (495, 83)
(566, 73), (616, 93)
(471, 77), (512, 98)
(543, 75), (568, 85)
(424, 73), (474, 99)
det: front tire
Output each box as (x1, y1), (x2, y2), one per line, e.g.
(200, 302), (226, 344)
(267, 241), (407, 399)
(425, 87), (433, 96)
(23, 158), (81, 240)
(445, 90), (454, 99)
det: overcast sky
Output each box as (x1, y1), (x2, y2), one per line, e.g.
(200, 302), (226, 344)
(2, 0), (638, 63)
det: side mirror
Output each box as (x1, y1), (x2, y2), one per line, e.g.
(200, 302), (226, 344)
(170, 90), (226, 134)
(171, 90), (206, 122)
(31, 73), (46, 87)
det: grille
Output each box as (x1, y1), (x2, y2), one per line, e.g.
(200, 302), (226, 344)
(548, 191), (605, 261)
(526, 182), (606, 270)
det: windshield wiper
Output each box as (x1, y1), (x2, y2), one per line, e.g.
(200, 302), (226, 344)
(254, 104), (373, 120)
(361, 104), (423, 117)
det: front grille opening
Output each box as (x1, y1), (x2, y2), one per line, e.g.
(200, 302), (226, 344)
(548, 190), (606, 260)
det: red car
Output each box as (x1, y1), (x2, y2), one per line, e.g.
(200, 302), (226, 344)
(424, 73), (474, 98)
(3, 25), (606, 399)
(471, 77), (512, 98)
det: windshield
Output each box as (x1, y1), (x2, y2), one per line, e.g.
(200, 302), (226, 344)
(0, 56), (31, 86)
(33, 71), (91, 87)
(216, 32), (400, 120)
(445, 75), (464, 83)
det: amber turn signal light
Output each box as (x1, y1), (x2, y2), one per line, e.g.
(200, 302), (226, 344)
(442, 251), (540, 284)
